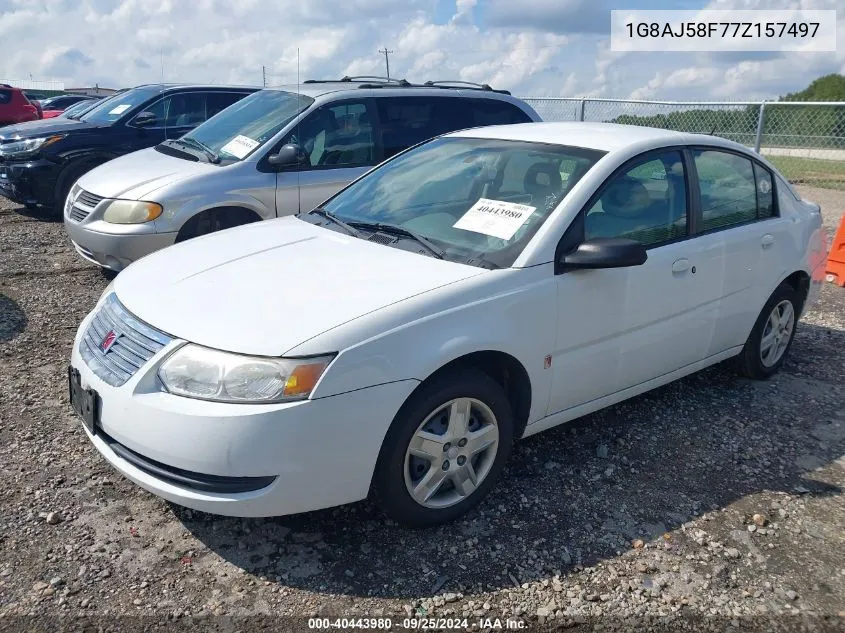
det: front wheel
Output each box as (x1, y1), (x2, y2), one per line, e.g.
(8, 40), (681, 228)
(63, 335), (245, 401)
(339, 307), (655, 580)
(735, 283), (799, 379)
(373, 369), (514, 527)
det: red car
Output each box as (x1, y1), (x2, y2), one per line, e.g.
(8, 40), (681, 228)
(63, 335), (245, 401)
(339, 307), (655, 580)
(0, 84), (40, 126)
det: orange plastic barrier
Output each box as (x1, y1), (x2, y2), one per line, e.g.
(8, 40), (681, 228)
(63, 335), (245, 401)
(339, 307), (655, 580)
(827, 213), (845, 287)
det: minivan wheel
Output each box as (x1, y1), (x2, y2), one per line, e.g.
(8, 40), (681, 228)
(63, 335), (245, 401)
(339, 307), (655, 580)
(735, 283), (799, 380)
(176, 207), (260, 242)
(374, 369), (513, 527)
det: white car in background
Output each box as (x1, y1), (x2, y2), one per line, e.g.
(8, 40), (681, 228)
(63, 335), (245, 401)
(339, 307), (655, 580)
(68, 122), (826, 527)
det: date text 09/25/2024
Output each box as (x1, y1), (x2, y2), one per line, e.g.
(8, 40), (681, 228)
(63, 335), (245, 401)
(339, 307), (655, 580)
(307, 617), (527, 630)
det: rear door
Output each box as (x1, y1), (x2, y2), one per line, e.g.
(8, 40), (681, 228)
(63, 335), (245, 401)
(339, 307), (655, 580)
(689, 148), (788, 356)
(276, 99), (379, 214)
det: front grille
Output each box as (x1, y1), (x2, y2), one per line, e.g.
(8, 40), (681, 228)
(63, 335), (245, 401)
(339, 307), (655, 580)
(67, 189), (105, 223)
(76, 189), (105, 208)
(69, 205), (90, 222)
(80, 294), (171, 387)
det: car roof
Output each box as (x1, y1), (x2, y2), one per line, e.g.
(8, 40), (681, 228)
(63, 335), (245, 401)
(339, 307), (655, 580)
(128, 83), (260, 94)
(265, 82), (518, 100)
(448, 121), (752, 153)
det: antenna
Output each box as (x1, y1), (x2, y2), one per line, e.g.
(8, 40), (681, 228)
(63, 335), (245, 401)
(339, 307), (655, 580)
(262, 65), (266, 87)
(378, 47), (393, 80)
(296, 47), (301, 214)
(160, 48), (164, 81)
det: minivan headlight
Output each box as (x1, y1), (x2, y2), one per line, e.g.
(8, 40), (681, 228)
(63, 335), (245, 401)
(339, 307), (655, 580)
(0, 135), (64, 157)
(102, 200), (163, 224)
(158, 344), (334, 403)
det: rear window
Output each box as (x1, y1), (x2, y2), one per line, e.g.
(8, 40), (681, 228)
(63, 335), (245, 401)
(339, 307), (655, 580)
(0, 90), (11, 105)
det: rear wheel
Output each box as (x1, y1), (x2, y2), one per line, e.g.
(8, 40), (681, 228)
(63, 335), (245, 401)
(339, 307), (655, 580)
(735, 283), (799, 379)
(374, 369), (514, 527)
(175, 207), (260, 243)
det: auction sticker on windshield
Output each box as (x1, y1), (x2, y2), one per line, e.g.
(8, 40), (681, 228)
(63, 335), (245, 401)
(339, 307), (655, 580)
(109, 104), (131, 115)
(453, 198), (536, 241)
(220, 135), (260, 159)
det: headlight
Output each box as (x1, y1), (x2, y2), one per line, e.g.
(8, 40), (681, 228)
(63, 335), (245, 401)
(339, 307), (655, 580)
(158, 344), (334, 403)
(0, 135), (64, 157)
(102, 200), (163, 224)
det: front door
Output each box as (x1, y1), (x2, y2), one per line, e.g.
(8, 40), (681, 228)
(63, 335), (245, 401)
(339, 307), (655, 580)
(276, 100), (377, 215)
(548, 149), (719, 415)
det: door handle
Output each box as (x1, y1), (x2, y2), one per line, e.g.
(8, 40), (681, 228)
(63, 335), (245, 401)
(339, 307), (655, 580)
(671, 258), (690, 273)
(761, 234), (775, 249)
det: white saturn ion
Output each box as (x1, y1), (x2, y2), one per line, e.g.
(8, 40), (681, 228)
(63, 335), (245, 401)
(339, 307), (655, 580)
(69, 122), (827, 526)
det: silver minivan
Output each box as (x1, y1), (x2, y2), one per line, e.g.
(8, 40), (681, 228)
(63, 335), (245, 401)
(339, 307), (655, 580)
(64, 78), (541, 271)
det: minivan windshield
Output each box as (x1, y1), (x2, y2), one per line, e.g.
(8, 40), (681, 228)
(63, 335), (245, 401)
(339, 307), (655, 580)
(316, 137), (605, 268)
(81, 86), (161, 124)
(181, 90), (314, 162)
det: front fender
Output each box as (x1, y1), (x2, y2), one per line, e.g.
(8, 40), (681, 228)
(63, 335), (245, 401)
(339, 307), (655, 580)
(305, 266), (558, 425)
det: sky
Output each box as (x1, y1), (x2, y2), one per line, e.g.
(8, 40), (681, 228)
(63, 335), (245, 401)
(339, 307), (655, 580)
(0, 0), (842, 100)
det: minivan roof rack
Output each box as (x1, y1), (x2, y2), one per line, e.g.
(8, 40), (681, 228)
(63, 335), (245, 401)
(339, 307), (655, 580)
(423, 80), (510, 95)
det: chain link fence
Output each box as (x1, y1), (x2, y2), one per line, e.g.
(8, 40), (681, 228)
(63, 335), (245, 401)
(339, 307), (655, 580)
(523, 98), (845, 190)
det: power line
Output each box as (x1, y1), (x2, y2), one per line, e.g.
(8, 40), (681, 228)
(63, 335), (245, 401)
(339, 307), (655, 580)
(378, 47), (393, 79)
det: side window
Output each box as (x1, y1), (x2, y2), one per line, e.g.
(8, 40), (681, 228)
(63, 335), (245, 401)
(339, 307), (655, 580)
(754, 162), (775, 218)
(134, 97), (168, 126)
(207, 92), (245, 118)
(376, 97), (448, 159)
(693, 150), (757, 230)
(288, 101), (375, 168)
(585, 151), (688, 247)
(164, 92), (207, 127)
(471, 99), (533, 126)
(0, 89), (11, 104)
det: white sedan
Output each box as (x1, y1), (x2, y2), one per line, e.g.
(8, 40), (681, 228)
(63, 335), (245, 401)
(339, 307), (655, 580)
(68, 122), (827, 526)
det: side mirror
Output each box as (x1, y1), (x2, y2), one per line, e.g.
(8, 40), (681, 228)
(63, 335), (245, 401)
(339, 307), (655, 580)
(268, 143), (306, 168)
(559, 238), (648, 270)
(132, 111), (158, 127)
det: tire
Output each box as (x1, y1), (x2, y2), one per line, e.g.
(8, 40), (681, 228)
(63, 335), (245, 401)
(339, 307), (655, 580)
(54, 160), (98, 214)
(373, 368), (514, 527)
(176, 207), (260, 243)
(735, 283), (799, 380)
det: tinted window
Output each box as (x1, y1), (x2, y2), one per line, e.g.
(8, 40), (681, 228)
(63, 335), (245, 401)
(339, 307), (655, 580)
(0, 90), (10, 105)
(585, 152), (688, 247)
(207, 92), (246, 117)
(164, 92), (207, 127)
(693, 150), (757, 231)
(377, 97), (449, 159)
(754, 162), (775, 218)
(288, 101), (376, 168)
(470, 99), (532, 126)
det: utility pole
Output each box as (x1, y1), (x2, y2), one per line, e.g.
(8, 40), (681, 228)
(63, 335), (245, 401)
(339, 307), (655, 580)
(378, 47), (393, 79)
(262, 65), (266, 87)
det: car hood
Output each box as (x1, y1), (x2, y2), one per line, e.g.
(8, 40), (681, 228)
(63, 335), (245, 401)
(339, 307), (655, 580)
(0, 117), (103, 140)
(113, 216), (484, 355)
(77, 147), (216, 200)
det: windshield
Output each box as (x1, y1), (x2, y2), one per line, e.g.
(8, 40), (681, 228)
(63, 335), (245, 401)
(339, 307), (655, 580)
(182, 90), (314, 162)
(81, 87), (161, 124)
(61, 99), (97, 118)
(318, 137), (604, 268)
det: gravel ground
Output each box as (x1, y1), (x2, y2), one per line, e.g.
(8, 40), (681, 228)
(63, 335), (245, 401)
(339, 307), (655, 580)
(0, 188), (843, 632)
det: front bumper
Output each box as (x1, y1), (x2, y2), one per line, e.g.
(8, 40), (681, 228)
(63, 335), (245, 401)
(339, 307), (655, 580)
(70, 310), (418, 517)
(65, 221), (177, 271)
(0, 158), (59, 206)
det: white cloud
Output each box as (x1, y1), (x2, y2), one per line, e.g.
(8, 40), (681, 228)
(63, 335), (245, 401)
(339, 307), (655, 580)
(0, 0), (841, 104)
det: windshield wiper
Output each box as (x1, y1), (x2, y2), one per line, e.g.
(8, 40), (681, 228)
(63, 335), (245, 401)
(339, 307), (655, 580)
(308, 207), (361, 237)
(174, 137), (219, 164)
(349, 221), (445, 259)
